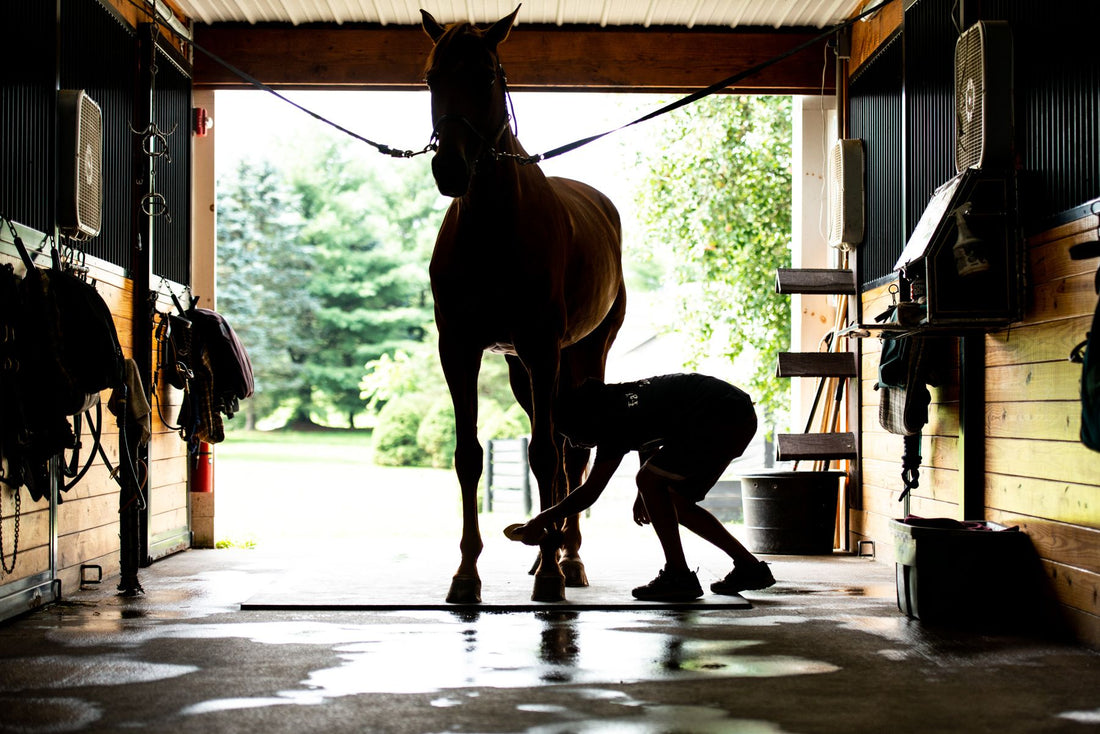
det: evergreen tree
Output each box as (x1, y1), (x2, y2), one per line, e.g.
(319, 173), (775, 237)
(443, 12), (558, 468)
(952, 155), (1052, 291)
(216, 158), (306, 430)
(285, 133), (442, 427)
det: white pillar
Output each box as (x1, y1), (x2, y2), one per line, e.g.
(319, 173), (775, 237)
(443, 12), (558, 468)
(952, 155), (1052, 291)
(790, 95), (838, 434)
(191, 88), (216, 310)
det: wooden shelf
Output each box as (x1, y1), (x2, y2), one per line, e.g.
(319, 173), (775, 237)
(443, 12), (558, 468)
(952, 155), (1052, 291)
(775, 268), (857, 295)
(776, 352), (858, 378)
(776, 432), (857, 462)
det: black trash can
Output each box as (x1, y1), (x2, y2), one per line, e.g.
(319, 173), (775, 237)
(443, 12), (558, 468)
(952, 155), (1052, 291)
(739, 470), (844, 554)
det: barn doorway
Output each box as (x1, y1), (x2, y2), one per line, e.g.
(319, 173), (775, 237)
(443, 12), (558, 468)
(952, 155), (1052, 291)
(200, 88), (819, 568)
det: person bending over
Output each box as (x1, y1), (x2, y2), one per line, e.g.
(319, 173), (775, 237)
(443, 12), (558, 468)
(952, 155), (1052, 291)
(505, 373), (775, 601)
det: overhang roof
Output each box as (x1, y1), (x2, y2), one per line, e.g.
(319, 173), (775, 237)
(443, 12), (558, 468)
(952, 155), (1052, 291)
(182, 1), (884, 92)
(173, 0), (866, 30)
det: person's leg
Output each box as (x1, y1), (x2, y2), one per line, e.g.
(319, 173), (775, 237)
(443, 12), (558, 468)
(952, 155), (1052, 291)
(636, 467), (689, 573)
(670, 492), (757, 565)
(632, 466), (703, 600)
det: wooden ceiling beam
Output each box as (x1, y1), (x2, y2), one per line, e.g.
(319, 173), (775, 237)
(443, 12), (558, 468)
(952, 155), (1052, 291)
(192, 23), (836, 94)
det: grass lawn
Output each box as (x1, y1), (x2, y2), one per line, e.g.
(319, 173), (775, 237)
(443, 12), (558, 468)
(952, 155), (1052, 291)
(209, 428), (749, 577)
(213, 429), (462, 549)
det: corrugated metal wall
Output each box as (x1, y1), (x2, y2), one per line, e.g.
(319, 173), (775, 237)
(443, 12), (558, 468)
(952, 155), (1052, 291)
(2, 0), (191, 286)
(152, 50), (192, 285)
(903, 1), (956, 238)
(850, 36), (904, 285)
(0, 3), (56, 236)
(59, 0), (137, 274)
(851, 0), (1100, 287)
(983, 1), (1100, 222)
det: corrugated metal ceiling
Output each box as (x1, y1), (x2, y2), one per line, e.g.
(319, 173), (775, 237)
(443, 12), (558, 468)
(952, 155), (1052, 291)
(172, 0), (867, 29)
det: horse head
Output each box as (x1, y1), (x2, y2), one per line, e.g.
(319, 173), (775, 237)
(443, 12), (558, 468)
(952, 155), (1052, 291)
(421, 7), (519, 198)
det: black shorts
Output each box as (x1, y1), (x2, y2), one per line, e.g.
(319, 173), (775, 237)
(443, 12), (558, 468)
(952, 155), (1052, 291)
(642, 393), (758, 503)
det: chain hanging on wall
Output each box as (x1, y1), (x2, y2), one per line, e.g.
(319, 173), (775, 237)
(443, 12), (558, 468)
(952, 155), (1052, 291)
(132, 19), (174, 225)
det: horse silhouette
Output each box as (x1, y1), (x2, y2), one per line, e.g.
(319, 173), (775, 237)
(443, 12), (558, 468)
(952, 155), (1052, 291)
(421, 7), (627, 602)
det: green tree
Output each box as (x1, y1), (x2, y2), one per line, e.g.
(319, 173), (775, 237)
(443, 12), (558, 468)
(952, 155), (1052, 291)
(636, 94), (793, 435)
(216, 158), (306, 430)
(284, 133), (443, 428)
(360, 333), (530, 467)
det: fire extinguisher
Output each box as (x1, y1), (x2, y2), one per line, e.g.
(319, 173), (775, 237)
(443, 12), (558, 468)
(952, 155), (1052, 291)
(190, 441), (214, 492)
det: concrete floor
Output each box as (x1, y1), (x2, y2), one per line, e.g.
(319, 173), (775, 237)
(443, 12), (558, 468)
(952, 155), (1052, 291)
(1, 543), (1099, 734)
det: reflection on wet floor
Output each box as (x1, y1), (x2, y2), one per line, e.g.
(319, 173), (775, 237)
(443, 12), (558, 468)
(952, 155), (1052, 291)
(165, 611), (838, 710)
(4, 551), (1098, 734)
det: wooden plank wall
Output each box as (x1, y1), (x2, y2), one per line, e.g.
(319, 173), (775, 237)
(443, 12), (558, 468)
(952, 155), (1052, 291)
(984, 216), (1100, 646)
(0, 247), (190, 599)
(855, 282), (962, 549)
(855, 213), (1100, 648)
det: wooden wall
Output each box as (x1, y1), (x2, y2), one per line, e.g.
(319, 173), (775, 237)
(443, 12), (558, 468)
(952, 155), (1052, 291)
(854, 211), (1100, 647)
(0, 244), (190, 604)
(985, 215), (1100, 645)
(855, 283), (961, 542)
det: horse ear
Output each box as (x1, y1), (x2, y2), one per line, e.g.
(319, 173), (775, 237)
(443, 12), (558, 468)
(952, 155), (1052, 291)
(485, 5), (520, 48)
(421, 9), (446, 43)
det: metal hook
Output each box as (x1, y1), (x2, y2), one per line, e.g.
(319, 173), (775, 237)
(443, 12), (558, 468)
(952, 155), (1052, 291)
(141, 192), (172, 222)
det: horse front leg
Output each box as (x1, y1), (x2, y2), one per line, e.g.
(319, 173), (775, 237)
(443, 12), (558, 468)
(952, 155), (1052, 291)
(440, 340), (484, 604)
(559, 442), (590, 588)
(522, 345), (568, 602)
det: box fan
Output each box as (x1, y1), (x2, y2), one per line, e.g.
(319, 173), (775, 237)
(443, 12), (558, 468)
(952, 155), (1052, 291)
(891, 20), (1021, 330)
(954, 20), (1013, 173)
(58, 89), (103, 240)
(827, 138), (865, 249)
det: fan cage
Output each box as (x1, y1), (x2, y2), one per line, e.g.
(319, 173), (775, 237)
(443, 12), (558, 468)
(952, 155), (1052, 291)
(827, 139), (865, 248)
(74, 93), (103, 237)
(955, 23), (987, 172)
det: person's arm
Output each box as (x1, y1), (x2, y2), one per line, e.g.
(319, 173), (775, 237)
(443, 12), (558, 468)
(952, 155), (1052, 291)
(511, 448), (626, 544)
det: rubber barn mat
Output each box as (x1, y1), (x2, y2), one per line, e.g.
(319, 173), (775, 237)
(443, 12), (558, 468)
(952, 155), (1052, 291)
(239, 536), (752, 612)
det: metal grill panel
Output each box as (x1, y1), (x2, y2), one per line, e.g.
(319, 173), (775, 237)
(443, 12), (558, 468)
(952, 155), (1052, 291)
(0, 3), (55, 235)
(151, 49), (193, 285)
(850, 37), (904, 286)
(60, 0), (137, 270)
(966, 0), (1099, 220)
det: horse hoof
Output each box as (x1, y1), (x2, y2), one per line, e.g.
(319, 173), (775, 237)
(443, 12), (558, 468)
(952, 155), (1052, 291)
(446, 575), (482, 604)
(531, 575), (566, 602)
(561, 558), (589, 588)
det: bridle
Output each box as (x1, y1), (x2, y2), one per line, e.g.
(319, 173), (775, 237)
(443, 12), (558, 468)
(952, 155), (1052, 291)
(427, 62), (525, 163)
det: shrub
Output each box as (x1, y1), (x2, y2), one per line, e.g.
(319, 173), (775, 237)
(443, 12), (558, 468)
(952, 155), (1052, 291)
(480, 402), (530, 441)
(372, 394), (431, 466)
(417, 397), (456, 468)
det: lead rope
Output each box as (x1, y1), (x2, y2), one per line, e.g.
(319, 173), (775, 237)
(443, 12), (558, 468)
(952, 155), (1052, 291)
(0, 483), (19, 574)
(132, 0), (886, 165)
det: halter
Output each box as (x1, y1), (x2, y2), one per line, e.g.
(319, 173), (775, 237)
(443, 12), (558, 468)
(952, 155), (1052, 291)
(429, 113), (511, 160)
(427, 63), (522, 163)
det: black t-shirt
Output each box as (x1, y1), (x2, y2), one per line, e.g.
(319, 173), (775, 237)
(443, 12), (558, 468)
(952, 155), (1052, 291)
(593, 373), (751, 459)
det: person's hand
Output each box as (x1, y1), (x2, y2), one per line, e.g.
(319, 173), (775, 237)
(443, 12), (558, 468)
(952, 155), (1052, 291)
(633, 493), (650, 526)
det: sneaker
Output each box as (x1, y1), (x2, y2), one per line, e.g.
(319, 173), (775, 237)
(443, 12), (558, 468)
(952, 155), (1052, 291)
(711, 560), (775, 595)
(632, 567), (703, 601)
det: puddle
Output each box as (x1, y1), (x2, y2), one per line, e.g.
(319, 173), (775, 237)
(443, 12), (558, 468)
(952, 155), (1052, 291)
(29, 610), (838, 714)
(523, 704), (795, 734)
(1059, 708), (1100, 724)
(0, 655), (197, 692)
(294, 613), (837, 697)
(0, 695), (102, 733)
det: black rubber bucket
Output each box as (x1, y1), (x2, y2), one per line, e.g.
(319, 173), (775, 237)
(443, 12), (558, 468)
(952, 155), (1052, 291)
(739, 470), (845, 554)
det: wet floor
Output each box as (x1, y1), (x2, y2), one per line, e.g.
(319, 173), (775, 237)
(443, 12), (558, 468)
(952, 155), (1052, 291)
(1, 549), (1098, 733)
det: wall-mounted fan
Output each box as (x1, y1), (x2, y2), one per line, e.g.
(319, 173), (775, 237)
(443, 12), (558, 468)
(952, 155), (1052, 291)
(58, 89), (103, 240)
(954, 21), (1014, 174)
(827, 138), (865, 249)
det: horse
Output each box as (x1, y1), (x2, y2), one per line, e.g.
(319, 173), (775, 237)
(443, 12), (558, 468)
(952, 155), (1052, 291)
(421, 7), (627, 603)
